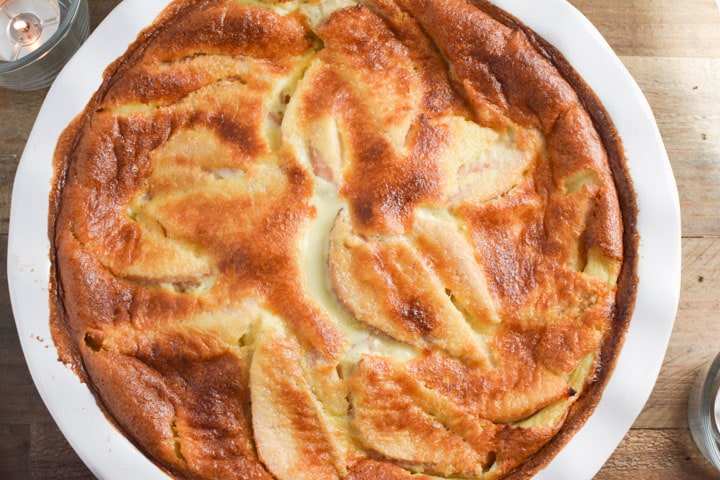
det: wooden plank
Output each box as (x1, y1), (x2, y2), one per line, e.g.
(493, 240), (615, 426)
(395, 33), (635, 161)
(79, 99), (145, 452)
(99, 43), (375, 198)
(618, 57), (720, 237)
(0, 55), (49, 238)
(569, 0), (720, 58)
(29, 423), (95, 480)
(0, 154), (18, 236)
(0, 423), (29, 479)
(0, 91), (46, 157)
(596, 428), (720, 479)
(635, 346), (710, 430)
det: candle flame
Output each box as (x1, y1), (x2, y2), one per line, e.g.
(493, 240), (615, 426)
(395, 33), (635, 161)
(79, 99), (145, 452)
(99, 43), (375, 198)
(13, 19), (29, 33)
(8, 13), (42, 47)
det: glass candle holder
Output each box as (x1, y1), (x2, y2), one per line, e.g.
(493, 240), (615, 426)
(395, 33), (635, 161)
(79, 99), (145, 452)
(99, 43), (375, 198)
(0, 0), (89, 91)
(688, 352), (720, 471)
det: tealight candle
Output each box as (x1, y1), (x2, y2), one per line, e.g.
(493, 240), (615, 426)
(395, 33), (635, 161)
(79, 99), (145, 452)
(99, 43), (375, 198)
(0, 0), (60, 61)
(0, 0), (88, 91)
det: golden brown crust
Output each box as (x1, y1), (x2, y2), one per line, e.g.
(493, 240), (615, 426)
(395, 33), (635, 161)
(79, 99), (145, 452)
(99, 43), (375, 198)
(49, 1), (638, 479)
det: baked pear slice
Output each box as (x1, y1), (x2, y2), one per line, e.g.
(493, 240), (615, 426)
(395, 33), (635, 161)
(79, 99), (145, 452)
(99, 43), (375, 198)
(250, 326), (362, 480)
(328, 209), (493, 366)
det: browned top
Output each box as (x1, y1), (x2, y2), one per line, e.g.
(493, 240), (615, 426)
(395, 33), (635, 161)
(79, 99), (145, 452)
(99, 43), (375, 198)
(49, 1), (637, 479)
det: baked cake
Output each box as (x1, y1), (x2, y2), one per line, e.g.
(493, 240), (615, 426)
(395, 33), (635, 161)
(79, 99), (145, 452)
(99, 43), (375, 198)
(49, 0), (638, 478)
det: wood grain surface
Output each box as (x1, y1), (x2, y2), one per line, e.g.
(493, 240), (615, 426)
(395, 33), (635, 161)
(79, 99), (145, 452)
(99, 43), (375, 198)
(0, 0), (718, 479)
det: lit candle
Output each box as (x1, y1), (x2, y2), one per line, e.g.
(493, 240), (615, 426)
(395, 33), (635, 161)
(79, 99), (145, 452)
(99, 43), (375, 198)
(0, 0), (60, 62)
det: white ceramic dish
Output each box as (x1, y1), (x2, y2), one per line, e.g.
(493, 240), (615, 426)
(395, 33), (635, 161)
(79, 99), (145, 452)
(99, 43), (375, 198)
(7, 0), (681, 478)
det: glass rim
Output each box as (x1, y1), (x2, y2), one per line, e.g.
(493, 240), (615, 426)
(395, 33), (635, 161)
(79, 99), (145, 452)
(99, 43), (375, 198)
(0, 0), (84, 74)
(709, 354), (720, 442)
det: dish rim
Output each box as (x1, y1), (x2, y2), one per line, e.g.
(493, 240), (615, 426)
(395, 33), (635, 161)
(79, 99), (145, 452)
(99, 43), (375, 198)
(7, 0), (681, 478)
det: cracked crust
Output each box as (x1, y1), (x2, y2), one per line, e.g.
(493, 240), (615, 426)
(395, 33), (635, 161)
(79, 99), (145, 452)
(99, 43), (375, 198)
(49, 1), (638, 479)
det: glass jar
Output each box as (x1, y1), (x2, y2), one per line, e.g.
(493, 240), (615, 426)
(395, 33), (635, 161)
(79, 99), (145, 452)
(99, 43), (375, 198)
(689, 352), (720, 470)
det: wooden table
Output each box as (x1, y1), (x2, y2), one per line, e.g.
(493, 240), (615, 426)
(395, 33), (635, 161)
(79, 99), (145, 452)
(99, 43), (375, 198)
(1, 1), (718, 478)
